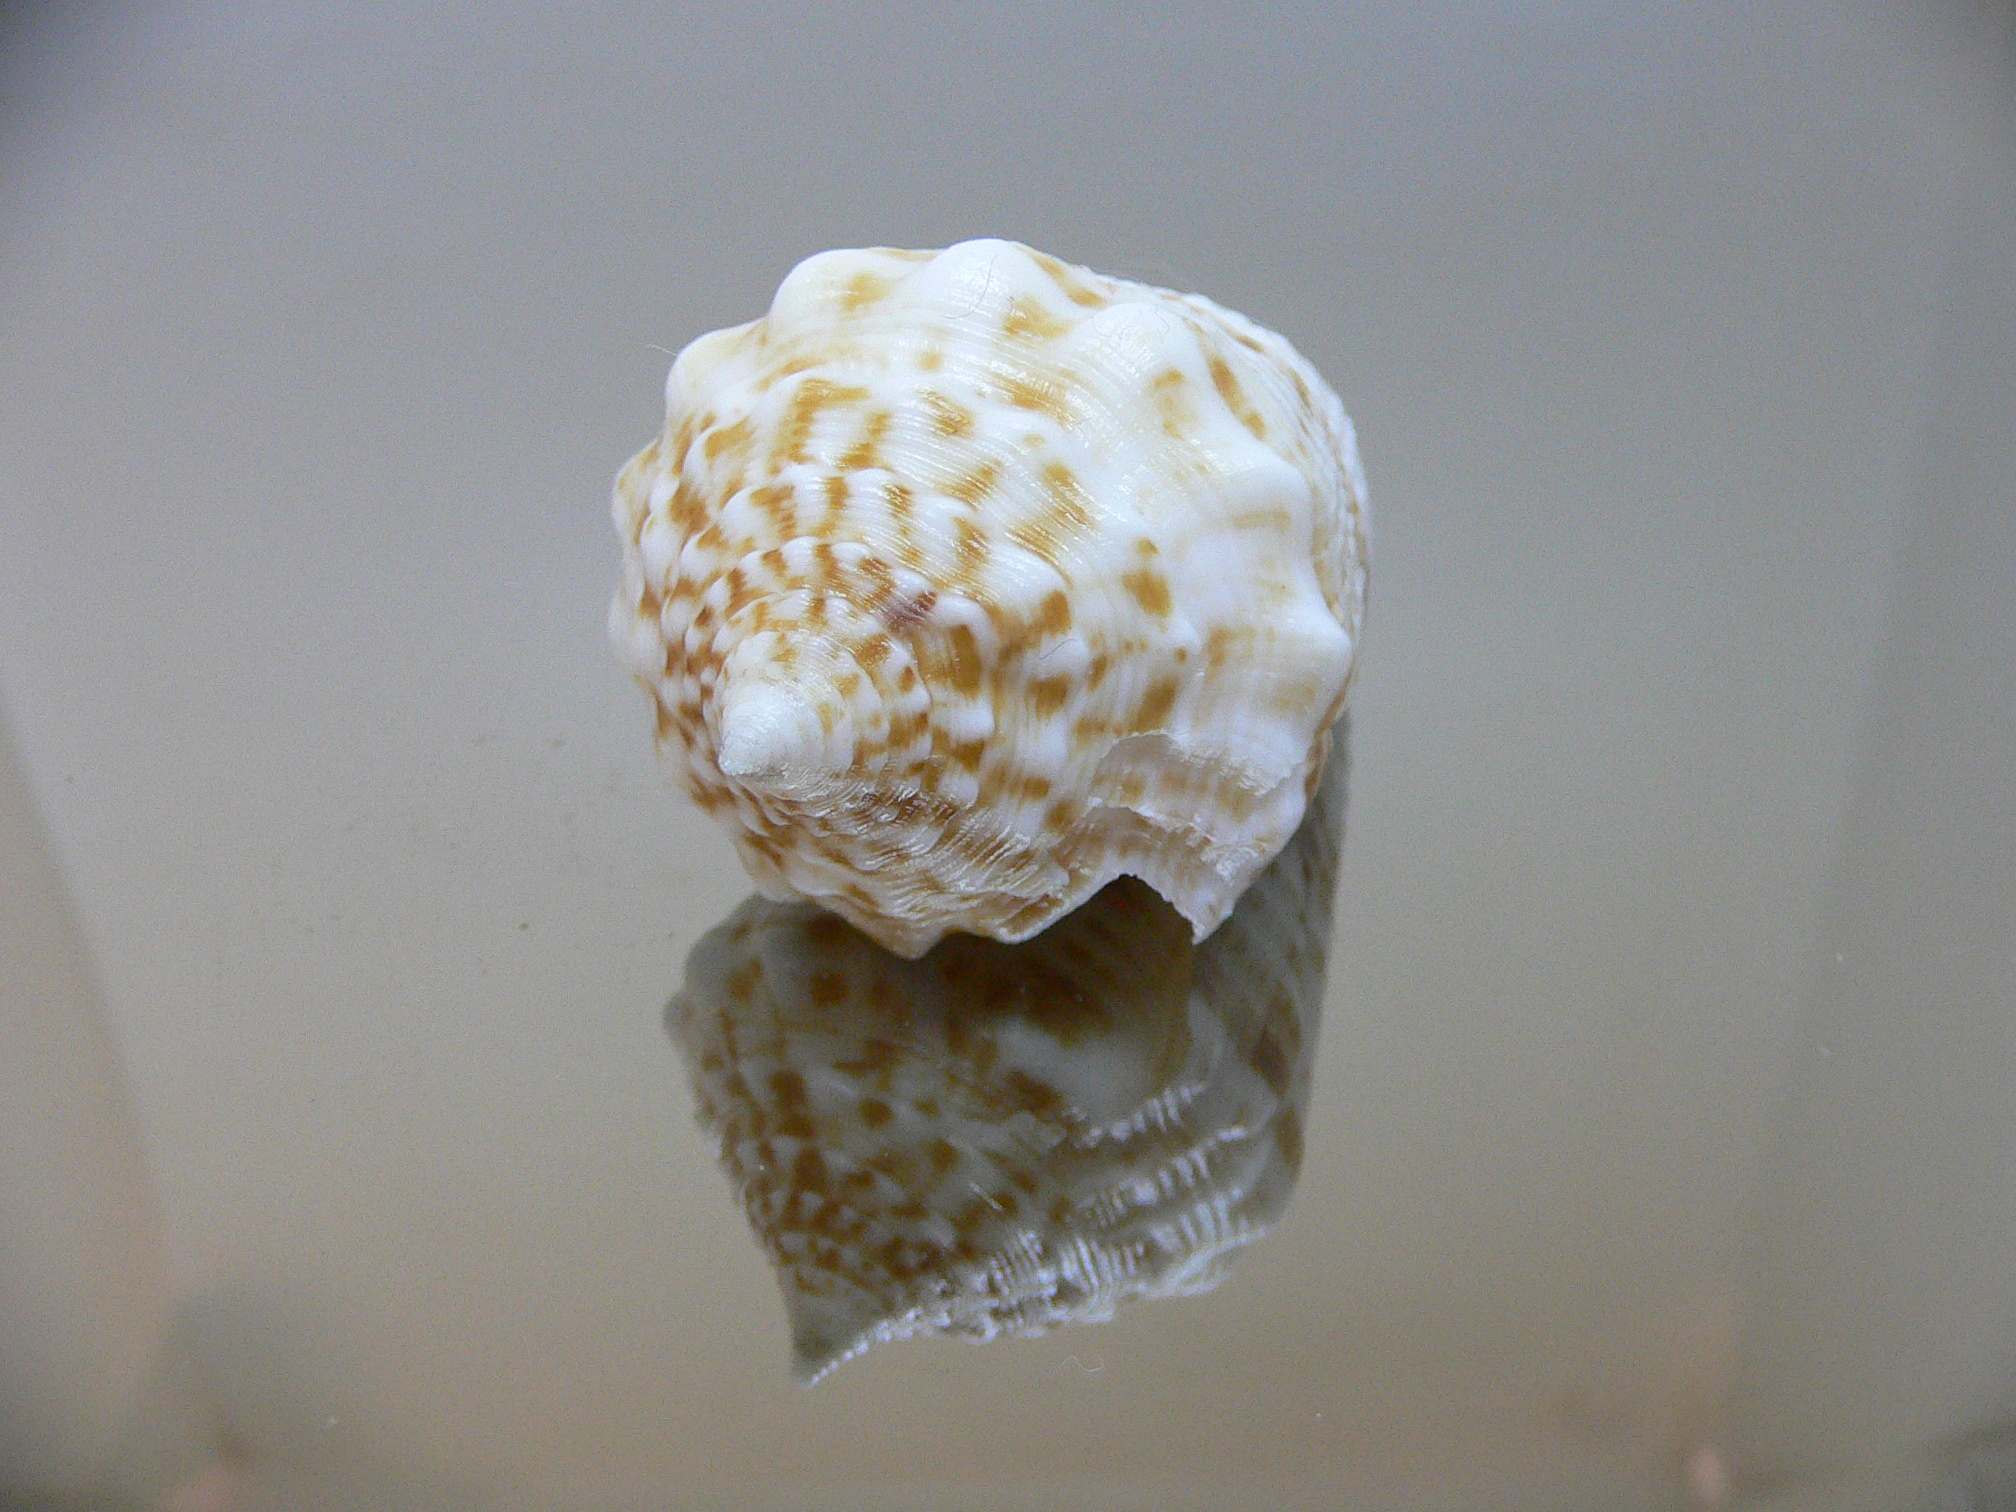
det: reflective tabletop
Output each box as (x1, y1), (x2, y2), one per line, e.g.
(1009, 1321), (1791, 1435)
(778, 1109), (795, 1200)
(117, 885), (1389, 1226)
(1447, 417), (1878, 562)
(3, 6), (2014, 1509)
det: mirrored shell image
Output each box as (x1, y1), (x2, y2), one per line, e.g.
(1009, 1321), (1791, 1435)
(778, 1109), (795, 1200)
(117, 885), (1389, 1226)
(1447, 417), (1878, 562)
(668, 730), (1345, 1382)
(613, 239), (1368, 956)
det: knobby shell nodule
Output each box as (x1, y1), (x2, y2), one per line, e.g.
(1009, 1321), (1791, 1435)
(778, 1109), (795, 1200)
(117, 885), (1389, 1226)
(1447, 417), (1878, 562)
(667, 726), (1346, 1382)
(613, 240), (1367, 956)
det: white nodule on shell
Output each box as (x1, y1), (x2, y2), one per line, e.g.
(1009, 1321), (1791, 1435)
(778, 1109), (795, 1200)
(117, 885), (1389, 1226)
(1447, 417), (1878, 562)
(612, 239), (1369, 956)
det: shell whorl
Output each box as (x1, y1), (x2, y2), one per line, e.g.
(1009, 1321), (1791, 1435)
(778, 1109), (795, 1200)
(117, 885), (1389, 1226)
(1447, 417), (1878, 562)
(613, 239), (1368, 956)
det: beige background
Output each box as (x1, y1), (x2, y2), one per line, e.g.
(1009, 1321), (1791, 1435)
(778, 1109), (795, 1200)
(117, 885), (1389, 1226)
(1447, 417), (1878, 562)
(3, 3), (2014, 1508)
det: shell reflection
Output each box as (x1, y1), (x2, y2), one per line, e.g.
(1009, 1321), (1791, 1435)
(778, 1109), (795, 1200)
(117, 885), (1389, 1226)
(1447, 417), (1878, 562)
(668, 728), (1347, 1382)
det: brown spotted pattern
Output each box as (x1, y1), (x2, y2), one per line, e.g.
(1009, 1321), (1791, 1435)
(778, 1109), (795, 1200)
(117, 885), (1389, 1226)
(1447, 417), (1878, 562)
(668, 727), (1348, 1381)
(612, 240), (1369, 956)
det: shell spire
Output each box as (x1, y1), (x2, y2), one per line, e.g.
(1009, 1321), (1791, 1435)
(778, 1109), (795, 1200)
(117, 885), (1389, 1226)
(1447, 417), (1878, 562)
(613, 239), (1368, 956)
(714, 682), (825, 783)
(711, 654), (865, 796)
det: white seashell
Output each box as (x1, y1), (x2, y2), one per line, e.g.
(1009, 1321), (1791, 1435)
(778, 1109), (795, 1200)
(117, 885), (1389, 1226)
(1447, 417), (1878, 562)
(668, 726), (1347, 1382)
(613, 239), (1367, 956)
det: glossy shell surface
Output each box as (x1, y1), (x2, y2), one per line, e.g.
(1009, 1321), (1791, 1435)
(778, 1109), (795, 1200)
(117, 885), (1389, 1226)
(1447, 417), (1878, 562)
(613, 239), (1367, 955)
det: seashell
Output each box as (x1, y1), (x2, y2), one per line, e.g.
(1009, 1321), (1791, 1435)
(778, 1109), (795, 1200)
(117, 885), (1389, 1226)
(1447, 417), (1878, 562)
(613, 239), (1367, 957)
(667, 723), (1347, 1382)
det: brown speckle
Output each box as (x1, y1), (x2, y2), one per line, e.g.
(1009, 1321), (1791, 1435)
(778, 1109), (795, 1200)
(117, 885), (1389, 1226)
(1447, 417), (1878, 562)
(1026, 676), (1072, 716)
(1002, 296), (1070, 343)
(701, 416), (755, 463)
(820, 472), (850, 527)
(954, 517), (988, 574)
(922, 389), (975, 439)
(1249, 1027), (1290, 1095)
(792, 1146), (830, 1195)
(999, 370), (1070, 423)
(840, 409), (891, 471)
(1041, 461), (1091, 520)
(944, 624), (983, 694)
(1031, 590), (1072, 636)
(1153, 367), (1197, 438)
(840, 270), (892, 312)
(1030, 249), (1110, 308)
(1132, 675), (1181, 731)
(1121, 566), (1172, 618)
(945, 459), (1001, 506)
(772, 377), (871, 466)
(1209, 353), (1267, 440)
(749, 481), (795, 529)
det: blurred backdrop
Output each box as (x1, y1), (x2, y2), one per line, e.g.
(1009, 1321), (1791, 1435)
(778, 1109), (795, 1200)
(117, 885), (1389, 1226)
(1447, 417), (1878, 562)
(3, 4), (2013, 1508)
